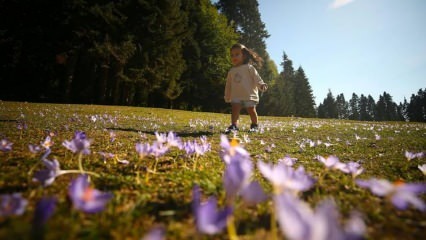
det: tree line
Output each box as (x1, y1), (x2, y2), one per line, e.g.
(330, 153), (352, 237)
(0, 0), (424, 122)
(317, 89), (426, 122)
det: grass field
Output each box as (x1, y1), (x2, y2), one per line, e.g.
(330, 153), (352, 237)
(0, 101), (425, 240)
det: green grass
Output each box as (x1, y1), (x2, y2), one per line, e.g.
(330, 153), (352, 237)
(0, 101), (425, 239)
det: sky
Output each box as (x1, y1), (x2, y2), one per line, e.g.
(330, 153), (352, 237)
(257, 0), (426, 105)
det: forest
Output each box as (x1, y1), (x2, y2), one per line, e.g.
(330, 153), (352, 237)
(0, 0), (425, 122)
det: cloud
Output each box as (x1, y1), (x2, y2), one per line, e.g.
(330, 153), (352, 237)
(329, 0), (356, 9)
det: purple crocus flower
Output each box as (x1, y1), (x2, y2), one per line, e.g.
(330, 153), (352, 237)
(98, 151), (115, 164)
(41, 136), (54, 149)
(356, 178), (426, 211)
(224, 154), (267, 205)
(278, 155), (298, 166)
(62, 131), (91, 155)
(258, 161), (315, 194)
(28, 144), (42, 153)
(157, 131), (182, 148)
(0, 138), (13, 152)
(405, 151), (424, 161)
(142, 226), (166, 240)
(345, 161), (364, 178)
(0, 193), (28, 217)
(182, 139), (211, 157)
(316, 155), (348, 172)
(136, 142), (152, 159)
(150, 141), (169, 158)
(68, 174), (113, 213)
(219, 135), (250, 164)
(192, 185), (232, 235)
(33, 197), (57, 226)
(33, 151), (61, 187)
(275, 193), (365, 240)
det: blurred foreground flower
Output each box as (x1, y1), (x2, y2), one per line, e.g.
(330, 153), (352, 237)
(275, 193), (365, 240)
(33, 197), (57, 226)
(258, 161), (315, 194)
(68, 174), (113, 213)
(62, 131), (91, 154)
(33, 150), (61, 187)
(418, 164), (426, 175)
(0, 193), (28, 217)
(356, 178), (426, 211)
(142, 226), (166, 240)
(0, 138), (13, 152)
(192, 185), (232, 235)
(224, 153), (267, 205)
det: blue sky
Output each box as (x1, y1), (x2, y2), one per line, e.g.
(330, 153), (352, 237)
(257, 0), (426, 105)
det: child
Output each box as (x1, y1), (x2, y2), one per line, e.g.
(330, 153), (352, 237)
(224, 43), (268, 133)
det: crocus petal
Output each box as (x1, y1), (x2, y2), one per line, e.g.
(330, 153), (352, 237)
(142, 226), (166, 240)
(240, 181), (268, 205)
(274, 193), (312, 240)
(391, 192), (425, 211)
(33, 197), (57, 226)
(192, 185), (232, 235)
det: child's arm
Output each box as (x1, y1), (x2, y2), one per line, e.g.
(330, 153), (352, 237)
(249, 65), (268, 92)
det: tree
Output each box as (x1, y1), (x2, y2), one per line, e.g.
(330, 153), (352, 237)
(336, 93), (349, 119)
(349, 93), (360, 120)
(293, 67), (316, 117)
(318, 90), (337, 119)
(177, 0), (238, 111)
(367, 95), (376, 121)
(359, 94), (373, 121)
(407, 88), (426, 122)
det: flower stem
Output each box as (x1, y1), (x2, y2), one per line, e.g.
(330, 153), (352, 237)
(192, 155), (198, 171)
(227, 215), (239, 240)
(58, 170), (100, 178)
(270, 200), (277, 240)
(77, 153), (84, 173)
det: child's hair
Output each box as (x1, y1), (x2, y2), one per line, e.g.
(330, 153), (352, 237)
(231, 43), (263, 68)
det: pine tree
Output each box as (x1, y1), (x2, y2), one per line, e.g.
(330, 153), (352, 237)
(367, 95), (377, 121)
(319, 90), (338, 119)
(407, 88), (426, 122)
(280, 53), (296, 116)
(359, 94), (372, 121)
(336, 93), (349, 119)
(349, 93), (360, 120)
(294, 67), (316, 117)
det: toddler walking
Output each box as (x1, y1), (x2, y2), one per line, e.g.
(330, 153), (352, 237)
(224, 43), (268, 133)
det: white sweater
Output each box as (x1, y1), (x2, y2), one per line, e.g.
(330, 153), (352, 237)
(224, 64), (266, 103)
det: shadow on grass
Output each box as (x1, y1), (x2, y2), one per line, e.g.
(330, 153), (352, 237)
(106, 127), (214, 138)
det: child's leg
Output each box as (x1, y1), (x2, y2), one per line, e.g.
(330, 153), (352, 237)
(231, 103), (242, 125)
(246, 106), (258, 125)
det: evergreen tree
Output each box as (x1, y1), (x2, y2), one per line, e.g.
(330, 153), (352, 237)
(319, 90), (338, 118)
(178, 0), (238, 111)
(336, 93), (349, 119)
(349, 93), (360, 120)
(359, 94), (372, 121)
(375, 92), (399, 121)
(407, 88), (426, 122)
(367, 95), (377, 121)
(294, 67), (316, 117)
(279, 53), (296, 116)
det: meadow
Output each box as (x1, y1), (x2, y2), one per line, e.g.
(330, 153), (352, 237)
(0, 101), (425, 240)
